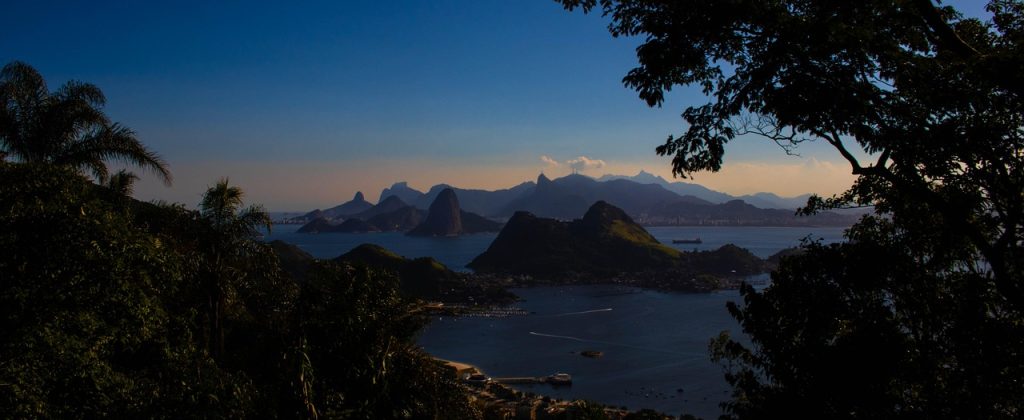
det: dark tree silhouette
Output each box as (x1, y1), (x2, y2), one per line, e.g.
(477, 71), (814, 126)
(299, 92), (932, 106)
(198, 178), (273, 360)
(561, 0), (1024, 417)
(0, 61), (171, 184)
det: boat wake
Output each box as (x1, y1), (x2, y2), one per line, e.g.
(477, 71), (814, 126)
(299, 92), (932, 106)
(545, 308), (613, 317)
(529, 332), (585, 341)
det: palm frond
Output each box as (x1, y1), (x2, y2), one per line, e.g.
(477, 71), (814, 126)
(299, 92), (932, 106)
(201, 178), (245, 226)
(55, 123), (172, 185)
(237, 204), (273, 235)
(101, 169), (140, 196)
(0, 61), (172, 185)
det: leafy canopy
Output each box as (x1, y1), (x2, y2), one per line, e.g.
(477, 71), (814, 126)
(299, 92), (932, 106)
(560, 0), (1024, 418)
(0, 61), (171, 184)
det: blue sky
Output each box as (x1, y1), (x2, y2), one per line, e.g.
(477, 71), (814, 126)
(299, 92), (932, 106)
(2, 1), (990, 210)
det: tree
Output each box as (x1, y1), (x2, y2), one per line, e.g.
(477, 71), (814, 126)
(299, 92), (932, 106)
(0, 61), (171, 184)
(297, 262), (477, 419)
(560, 0), (1024, 417)
(198, 178), (274, 360)
(0, 163), (256, 418)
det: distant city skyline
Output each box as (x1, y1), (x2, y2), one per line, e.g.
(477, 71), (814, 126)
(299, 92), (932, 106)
(2, 1), (988, 210)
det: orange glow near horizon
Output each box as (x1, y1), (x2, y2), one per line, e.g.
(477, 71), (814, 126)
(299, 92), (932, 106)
(129, 156), (857, 211)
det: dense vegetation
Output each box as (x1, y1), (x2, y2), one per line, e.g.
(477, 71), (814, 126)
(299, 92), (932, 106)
(0, 161), (478, 418)
(562, 0), (1024, 417)
(0, 62), (475, 418)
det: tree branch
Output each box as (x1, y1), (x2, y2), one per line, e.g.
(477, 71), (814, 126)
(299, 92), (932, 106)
(912, 0), (980, 58)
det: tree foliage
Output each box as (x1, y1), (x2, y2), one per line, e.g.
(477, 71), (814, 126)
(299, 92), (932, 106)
(0, 161), (473, 417)
(560, 0), (1024, 417)
(0, 61), (171, 184)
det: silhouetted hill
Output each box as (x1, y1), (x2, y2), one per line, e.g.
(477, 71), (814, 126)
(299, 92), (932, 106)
(407, 189), (503, 236)
(320, 191), (373, 219)
(691, 244), (766, 276)
(498, 174), (590, 219)
(736, 192), (813, 210)
(297, 217), (335, 233)
(415, 182), (534, 216)
(379, 182), (425, 205)
(299, 173), (854, 226)
(296, 217), (380, 233)
(333, 218), (380, 233)
(301, 208), (325, 221)
(408, 188), (463, 236)
(459, 210), (503, 233)
(643, 199), (856, 226)
(599, 170), (812, 209)
(334, 244), (457, 299)
(500, 173), (708, 219)
(470, 201), (766, 288)
(367, 206), (426, 232)
(600, 170), (735, 203)
(350, 195), (409, 220)
(269, 240), (315, 281)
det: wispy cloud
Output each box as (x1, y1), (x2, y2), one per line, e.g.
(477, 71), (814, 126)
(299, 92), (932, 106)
(567, 156), (606, 172)
(539, 155), (607, 173)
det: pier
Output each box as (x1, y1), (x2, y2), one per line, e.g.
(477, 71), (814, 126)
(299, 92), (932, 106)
(494, 373), (572, 386)
(493, 376), (545, 384)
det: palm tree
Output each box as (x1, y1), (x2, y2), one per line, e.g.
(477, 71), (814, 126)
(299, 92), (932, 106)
(100, 169), (141, 196)
(0, 61), (171, 184)
(199, 178), (272, 360)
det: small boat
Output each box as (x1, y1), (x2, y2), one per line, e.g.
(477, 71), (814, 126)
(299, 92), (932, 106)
(579, 350), (604, 358)
(672, 237), (702, 244)
(546, 373), (573, 385)
(463, 373), (491, 385)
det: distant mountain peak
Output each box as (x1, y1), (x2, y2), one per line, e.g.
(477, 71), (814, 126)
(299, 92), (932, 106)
(537, 173), (551, 185)
(353, 191), (365, 202)
(582, 200), (632, 224)
(378, 195), (406, 206)
(634, 170), (667, 184)
(408, 188), (463, 236)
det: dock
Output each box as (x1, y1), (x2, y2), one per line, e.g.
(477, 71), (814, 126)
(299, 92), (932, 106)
(493, 373), (572, 386)
(493, 376), (545, 384)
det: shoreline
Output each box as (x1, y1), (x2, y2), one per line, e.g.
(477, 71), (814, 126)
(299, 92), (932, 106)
(433, 357), (656, 419)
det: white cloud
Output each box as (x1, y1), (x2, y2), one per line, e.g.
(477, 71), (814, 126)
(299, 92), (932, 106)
(566, 156), (606, 172)
(539, 155), (560, 167)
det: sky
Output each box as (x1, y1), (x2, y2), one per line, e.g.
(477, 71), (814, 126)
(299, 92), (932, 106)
(2, 1), (991, 210)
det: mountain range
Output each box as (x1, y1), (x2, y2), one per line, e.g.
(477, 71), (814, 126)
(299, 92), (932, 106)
(295, 171), (858, 227)
(597, 170), (813, 209)
(297, 188), (502, 235)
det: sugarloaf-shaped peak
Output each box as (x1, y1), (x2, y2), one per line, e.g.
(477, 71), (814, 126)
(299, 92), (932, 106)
(408, 188), (463, 236)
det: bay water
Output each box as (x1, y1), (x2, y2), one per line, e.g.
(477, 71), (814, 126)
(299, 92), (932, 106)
(265, 225), (846, 418)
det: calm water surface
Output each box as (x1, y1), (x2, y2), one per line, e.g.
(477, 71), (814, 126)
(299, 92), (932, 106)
(265, 225), (847, 418)
(419, 285), (743, 418)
